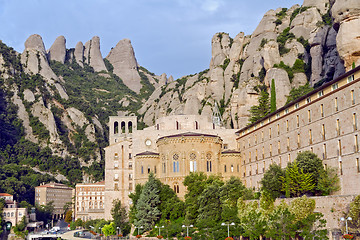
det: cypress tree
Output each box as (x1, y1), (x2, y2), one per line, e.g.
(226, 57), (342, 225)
(248, 88), (270, 124)
(270, 79), (276, 112)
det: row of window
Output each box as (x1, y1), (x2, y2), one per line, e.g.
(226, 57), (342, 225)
(3, 211), (23, 218)
(243, 109), (357, 149)
(113, 121), (133, 134)
(240, 74), (356, 137)
(244, 133), (359, 163)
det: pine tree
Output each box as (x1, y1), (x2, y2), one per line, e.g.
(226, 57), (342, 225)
(280, 161), (315, 197)
(135, 172), (161, 230)
(270, 79), (276, 112)
(111, 199), (130, 236)
(249, 88), (270, 124)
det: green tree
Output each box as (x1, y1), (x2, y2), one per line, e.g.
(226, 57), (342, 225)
(158, 184), (185, 221)
(183, 172), (208, 223)
(238, 200), (267, 239)
(65, 210), (73, 223)
(265, 202), (297, 239)
(261, 163), (285, 199)
(248, 88), (270, 124)
(128, 184), (143, 224)
(102, 222), (116, 237)
(270, 79), (276, 112)
(316, 167), (340, 195)
(281, 161), (315, 197)
(135, 172), (161, 231)
(289, 196), (315, 222)
(347, 195), (360, 229)
(0, 198), (4, 235)
(111, 199), (130, 236)
(286, 83), (313, 104)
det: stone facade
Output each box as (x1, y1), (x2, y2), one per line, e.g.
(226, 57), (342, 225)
(104, 114), (239, 219)
(237, 66), (360, 194)
(1, 193), (27, 227)
(74, 181), (105, 221)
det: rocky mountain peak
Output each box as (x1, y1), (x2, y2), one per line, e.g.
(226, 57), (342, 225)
(24, 34), (46, 53)
(74, 41), (84, 67)
(84, 36), (107, 72)
(48, 35), (66, 63)
(105, 38), (142, 93)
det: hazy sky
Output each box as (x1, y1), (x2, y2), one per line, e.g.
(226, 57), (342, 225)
(0, 0), (302, 79)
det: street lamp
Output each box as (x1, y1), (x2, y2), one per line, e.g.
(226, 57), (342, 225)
(221, 222), (235, 238)
(117, 226), (120, 236)
(340, 217), (352, 234)
(155, 225), (164, 236)
(135, 226), (143, 235)
(182, 224), (193, 237)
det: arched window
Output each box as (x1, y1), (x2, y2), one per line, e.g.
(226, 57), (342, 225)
(128, 121), (133, 133)
(148, 166), (151, 174)
(189, 153), (197, 172)
(173, 183), (180, 193)
(206, 152), (212, 172)
(141, 166), (144, 174)
(114, 121), (119, 134)
(121, 121), (126, 133)
(173, 153), (180, 172)
(231, 165), (234, 172)
(224, 165), (227, 172)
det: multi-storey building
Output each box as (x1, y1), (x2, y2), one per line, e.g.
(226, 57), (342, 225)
(103, 65), (360, 222)
(74, 181), (105, 221)
(236, 66), (360, 193)
(1, 193), (28, 228)
(104, 114), (239, 219)
(35, 182), (74, 219)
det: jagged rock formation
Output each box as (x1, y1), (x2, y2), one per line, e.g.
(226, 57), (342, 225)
(74, 41), (84, 67)
(0, 0), (359, 181)
(48, 35), (66, 63)
(106, 39), (142, 93)
(84, 36), (107, 72)
(332, 0), (360, 69)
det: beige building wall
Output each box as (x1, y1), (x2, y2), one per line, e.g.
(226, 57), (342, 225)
(75, 181), (105, 221)
(35, 183), (74, 219)
(104, 115), (240, 218)
(237, 66), (360, 193)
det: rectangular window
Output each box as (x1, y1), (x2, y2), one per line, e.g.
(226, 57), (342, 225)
(297, 134), (301, 148)
(279, 156), (282, 167)
(357, 158), (360, 173)
(270, 144), (272, 157)
(334, 97), (338, 111)
(338, 140), (342, 156)
(263, 161), (266, 172)
(323, 144), (327, 159)
(322, 124), (326, 140)
(348, 74), (355, 83)
(237, 164), (239, 172)
(261, 131), (264, 141)
(306, 97), (311, 103)
(320, 104), (324, 117)
(351, 90), (355, 105)
(114, 161), (119, 169)
(318, 90), (324, 98)
(262, 146), (265, 159)
(129, 153), (132, 159)
(277, 124), (280, 135)
(332, 83), (338, 90)
(288, 154), (291, 162)
(355, 135), (359, 152)
(310, 147), (314, 153)
(285, 109), (289, 114)
(255, 135), (257, 144)
(295, 103), (299, 109)
(287, 137), (290, 151)
(278, 141), (281, 154)
(276, 113), (280, 119)
(224, 165), (227, 173)
(309, 129), (312, 144)
(286, 120), (289, 131)
(354, 113), (358, 131)
(337, 119), (340, 136)
(129, 162), (133, 170)
(256, 163), (258, 174)
(339, 160), (343, 175)
(269, 128), (272, 139)
(297, 115), (299, 127)
(249, 152), (252, 162)
(308, 110), (311, 122)
(256, 149), (258, 161)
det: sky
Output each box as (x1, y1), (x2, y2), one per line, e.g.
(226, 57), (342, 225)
(0, 0), (302, 79)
